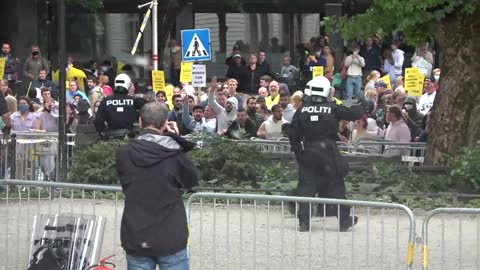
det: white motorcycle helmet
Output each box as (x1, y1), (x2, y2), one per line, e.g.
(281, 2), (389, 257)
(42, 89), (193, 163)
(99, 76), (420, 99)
(114, 73), (132, 94)
(304, 76), (332, 99)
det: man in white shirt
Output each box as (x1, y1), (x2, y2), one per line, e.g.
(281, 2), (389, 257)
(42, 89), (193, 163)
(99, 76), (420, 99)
(418, 77), (436, 115)
(344, 43), (365, 99)
(278, 90), (295, 123)
(257, 104), (289, 140)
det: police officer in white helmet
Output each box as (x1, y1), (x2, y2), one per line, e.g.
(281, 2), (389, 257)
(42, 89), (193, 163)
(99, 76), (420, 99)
(284, 76), (368, 232)
(94, 73), (142, 139)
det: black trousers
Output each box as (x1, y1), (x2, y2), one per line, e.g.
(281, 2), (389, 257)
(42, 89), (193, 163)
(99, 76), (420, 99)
(296, 145), (350, 225)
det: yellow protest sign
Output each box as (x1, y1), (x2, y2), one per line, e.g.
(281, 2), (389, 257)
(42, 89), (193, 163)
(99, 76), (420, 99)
(117, 61), (125, 75)
(379, 75), (392, 90)
(164, 84), (174, 109)
(312, 66), (324, 77)
(0, 58), (6, 79)
(180, 62), (193, 83)
(404, 68), (424, 97)
(151, 70), (165, 92)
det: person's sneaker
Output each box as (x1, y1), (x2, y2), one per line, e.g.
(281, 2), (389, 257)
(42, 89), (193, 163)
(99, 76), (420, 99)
(339, 216), (359, 232)
(298, 222), (310, 232)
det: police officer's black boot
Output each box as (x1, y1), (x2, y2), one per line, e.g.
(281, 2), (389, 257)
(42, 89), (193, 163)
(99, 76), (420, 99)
(299, 222), (310, 232)
(339, 216), (359, 232)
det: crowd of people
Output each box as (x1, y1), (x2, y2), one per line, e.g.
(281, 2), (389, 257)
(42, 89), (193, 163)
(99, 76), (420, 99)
(1, 34), (442, 270)
(0, 33), (439, 155)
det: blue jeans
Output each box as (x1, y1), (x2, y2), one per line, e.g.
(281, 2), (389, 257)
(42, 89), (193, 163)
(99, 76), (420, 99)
(126, 248), (189, 270)
(345, 76), (362, 99)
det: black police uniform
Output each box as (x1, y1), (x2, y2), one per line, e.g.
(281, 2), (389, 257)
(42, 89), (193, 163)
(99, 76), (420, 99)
(286, 97), (365, 230)
(94, 93), (142, 136)
(0, 94), (10, 134)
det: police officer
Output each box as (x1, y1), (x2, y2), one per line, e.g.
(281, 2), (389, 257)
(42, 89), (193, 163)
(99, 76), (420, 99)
(285, 76), (367, 232)
(94, 73), (141, 139)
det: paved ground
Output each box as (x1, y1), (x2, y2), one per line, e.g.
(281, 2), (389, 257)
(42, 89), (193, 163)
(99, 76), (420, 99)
(0, 198), (479, 270)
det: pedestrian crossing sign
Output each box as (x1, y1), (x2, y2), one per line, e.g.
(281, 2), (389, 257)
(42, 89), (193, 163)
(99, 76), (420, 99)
(181, 28), (211, 62)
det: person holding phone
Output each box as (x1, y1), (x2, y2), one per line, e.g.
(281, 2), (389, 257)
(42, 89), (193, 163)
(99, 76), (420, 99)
(117, 102), (198, 270)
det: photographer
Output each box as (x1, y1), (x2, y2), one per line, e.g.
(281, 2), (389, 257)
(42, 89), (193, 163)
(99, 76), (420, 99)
(344, 43), (365, 100)
(116, 102), (198, 270)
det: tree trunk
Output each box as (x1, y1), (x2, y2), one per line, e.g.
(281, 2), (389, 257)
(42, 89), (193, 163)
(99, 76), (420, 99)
(217, 11), (228, 53)
(426, 8), (480, 165)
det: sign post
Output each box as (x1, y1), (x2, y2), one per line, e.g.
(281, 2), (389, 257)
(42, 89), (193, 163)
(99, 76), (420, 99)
(131, 0), (158, 70)
(181, 29), (211, 62)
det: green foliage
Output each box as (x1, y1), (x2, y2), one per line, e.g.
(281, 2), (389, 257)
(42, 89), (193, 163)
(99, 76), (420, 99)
(448, 147), (480, 191)
(345, 162), (454, 209)
(322, 0), (478, 45)
(69, 140), (124, 184)
(346, 162), (450, 194)
(66, 0), (103, 11)
(191, 138), (266, 187)
(223, 0), (241, 11)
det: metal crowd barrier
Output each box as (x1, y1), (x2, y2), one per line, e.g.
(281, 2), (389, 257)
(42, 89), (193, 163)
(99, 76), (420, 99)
(0, 179), (124, 270)
(237, 138), (356, 155)
(234, 138), (428, 161)
(421, 208), (480, 270)
(0, 132), (75, 181)
(236, 138), (292, 154)
(3, 179), (480, 270)
(185, 192), (417, 270)
(354, 138), (427, 162)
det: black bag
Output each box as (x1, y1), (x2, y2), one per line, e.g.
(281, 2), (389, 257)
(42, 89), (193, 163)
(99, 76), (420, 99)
(28, 244), (68, 270)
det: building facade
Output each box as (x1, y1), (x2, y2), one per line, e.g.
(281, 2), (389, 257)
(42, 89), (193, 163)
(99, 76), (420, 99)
(0, 0), (371, 80)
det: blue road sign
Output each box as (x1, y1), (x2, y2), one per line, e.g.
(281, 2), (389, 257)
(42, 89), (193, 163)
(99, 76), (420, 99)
(181, 28), (211, 62)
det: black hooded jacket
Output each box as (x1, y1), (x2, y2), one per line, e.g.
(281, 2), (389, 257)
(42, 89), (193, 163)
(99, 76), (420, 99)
(116, 129), (199, 257)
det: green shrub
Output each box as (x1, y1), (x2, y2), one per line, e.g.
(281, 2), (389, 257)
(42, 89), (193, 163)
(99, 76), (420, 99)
(191, 138), (266, 187)
(448, 147), (480, 192)
(69, 137), (297, 190)
(69, 140), (125, 184)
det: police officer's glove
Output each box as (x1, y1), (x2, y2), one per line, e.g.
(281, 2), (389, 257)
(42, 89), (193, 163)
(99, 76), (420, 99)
(351, 95), (370, 114)
(99, 132), (107, 141)
(294, 151), (303, 163)
(127, 130), (137, 139)
(360, 98), (371, 114)
(2, 125), (11, 136)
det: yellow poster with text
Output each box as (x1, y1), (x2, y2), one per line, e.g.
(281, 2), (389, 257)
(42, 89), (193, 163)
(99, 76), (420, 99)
(379, 75), (392, 90)
(151, 70), (165, 92)
(164, 84), (174, 109)
(0, 58), (6, 79)
(404, 68), (424, 97)
(312, 66), (324, 78)
(180, 62), (193, 83)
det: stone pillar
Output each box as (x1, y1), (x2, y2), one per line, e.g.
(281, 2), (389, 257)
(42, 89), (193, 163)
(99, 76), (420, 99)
(324, 2), (343, 73)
